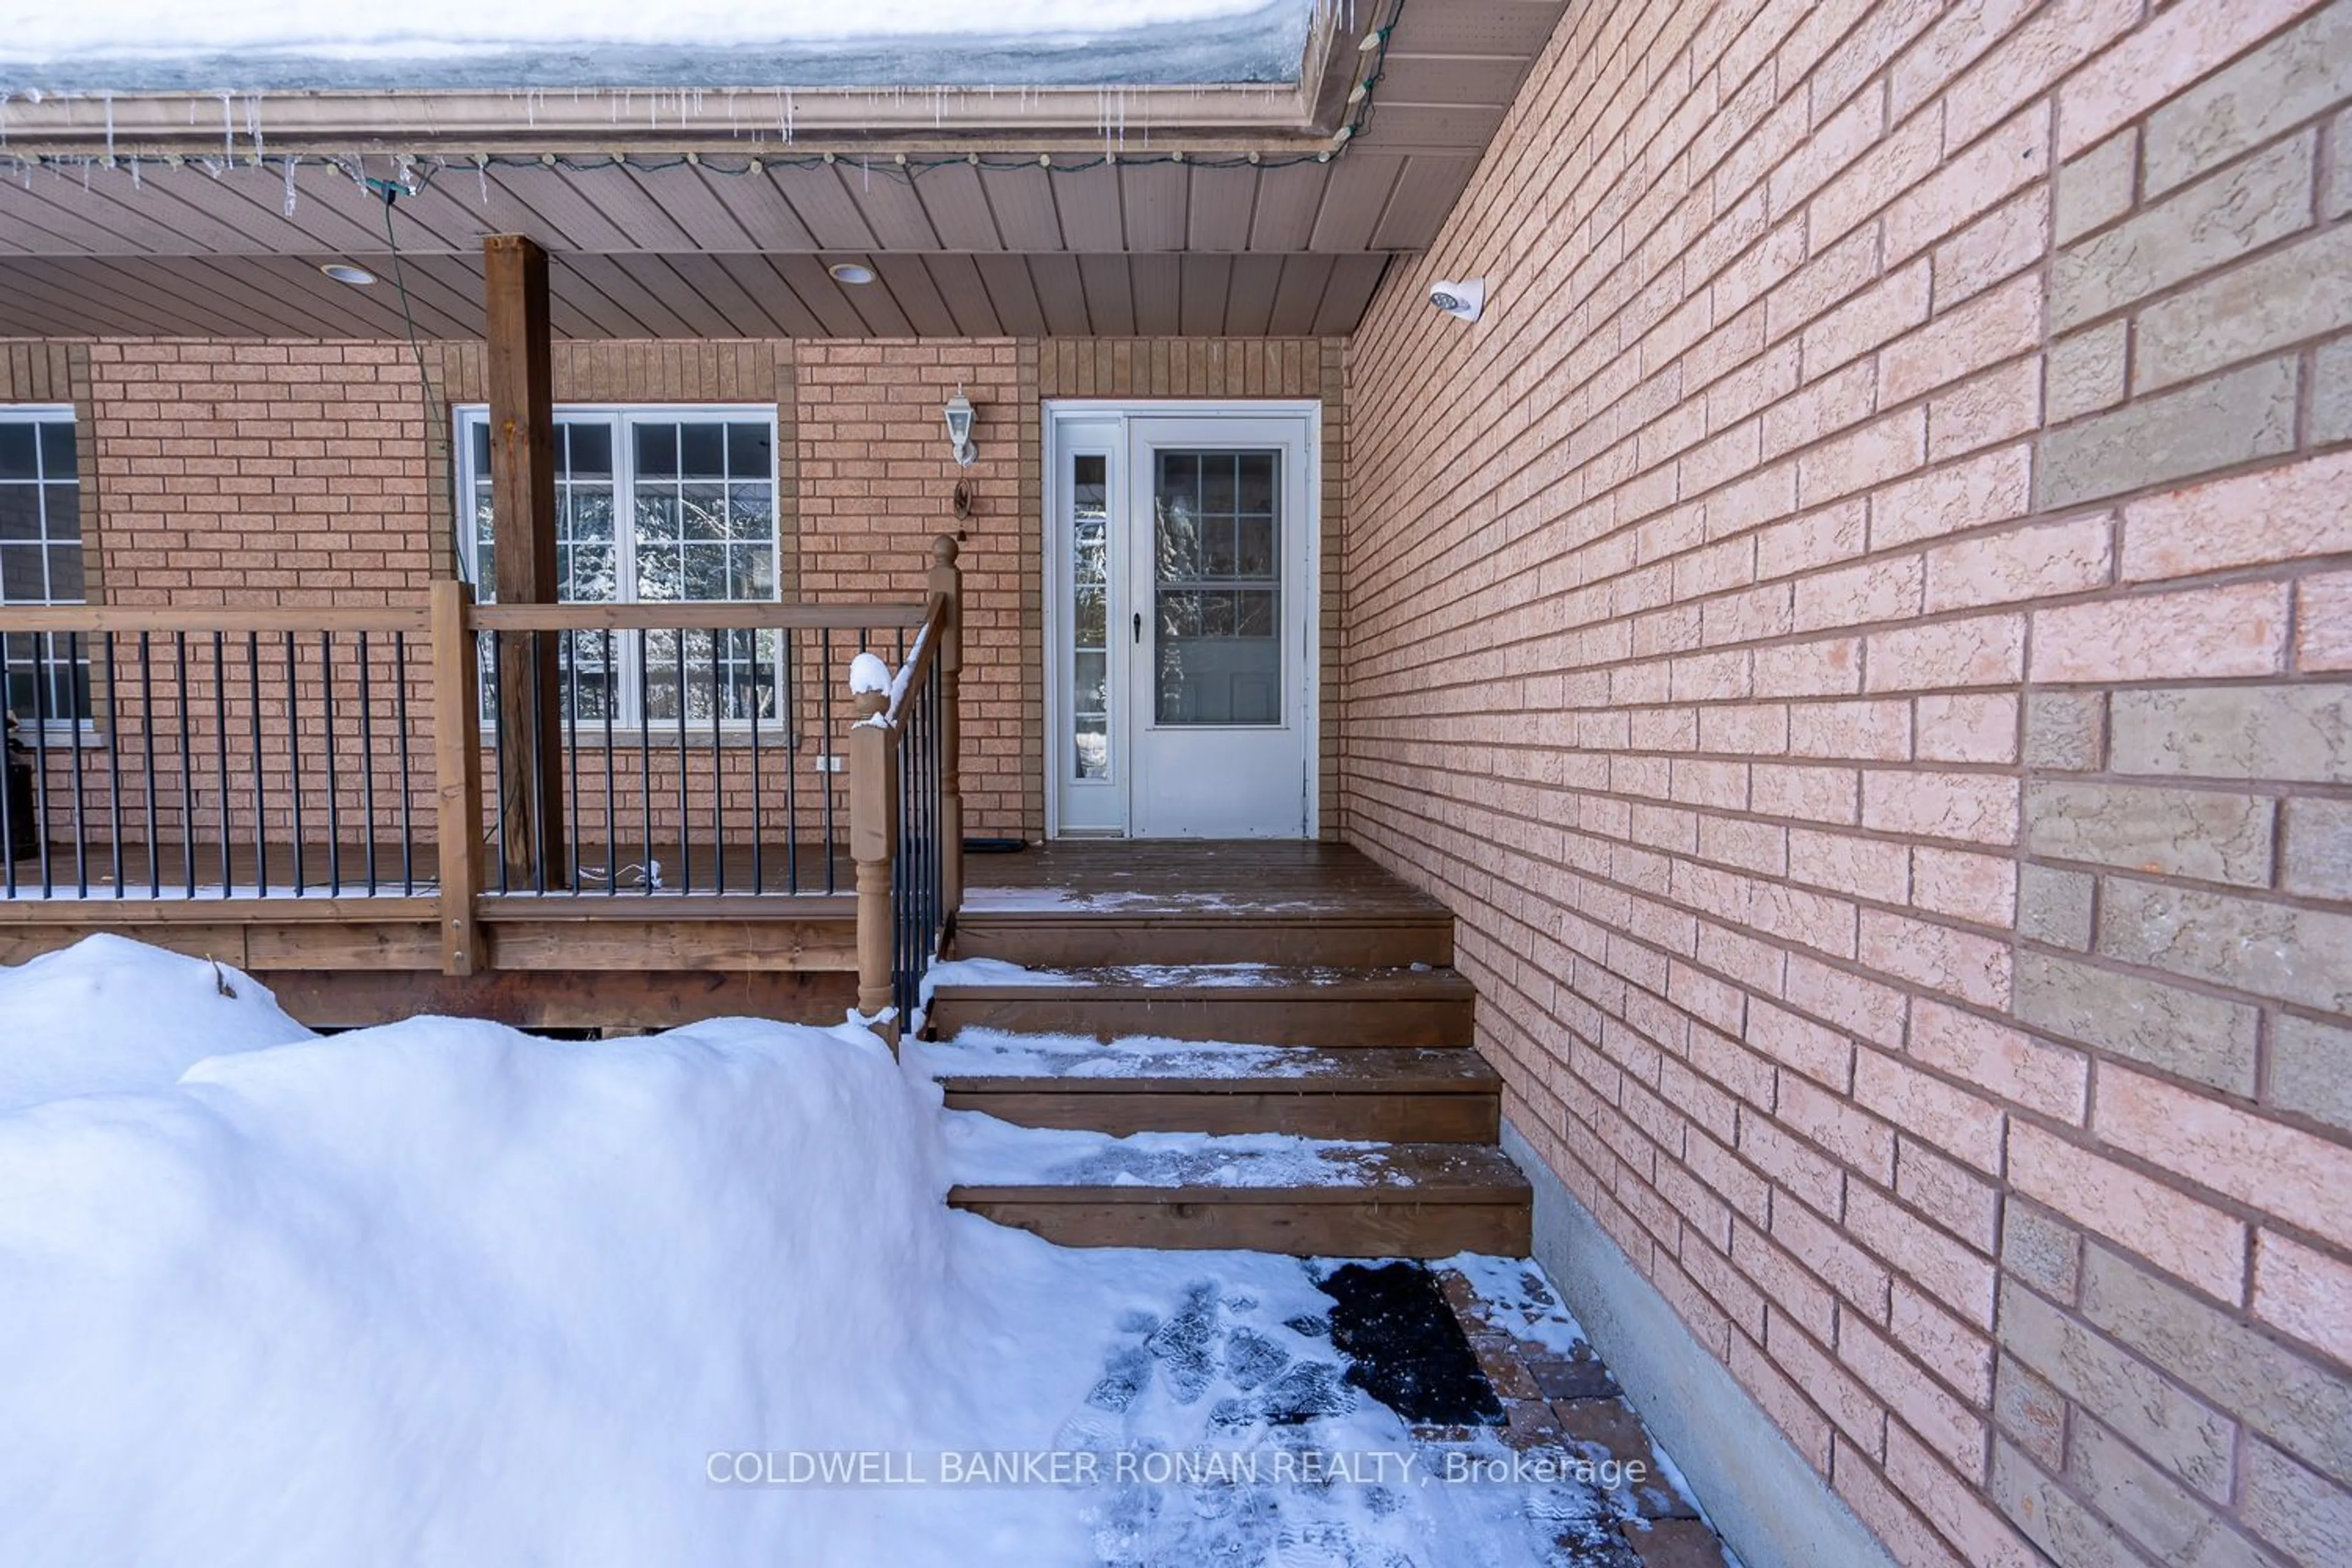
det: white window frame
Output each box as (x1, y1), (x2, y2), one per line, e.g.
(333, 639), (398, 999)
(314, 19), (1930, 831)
(0, 403), (93, 738)
(451, 402), (784, 734)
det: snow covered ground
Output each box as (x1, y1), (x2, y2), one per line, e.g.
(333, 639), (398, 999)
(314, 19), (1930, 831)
(0, 936), (1654, 1566)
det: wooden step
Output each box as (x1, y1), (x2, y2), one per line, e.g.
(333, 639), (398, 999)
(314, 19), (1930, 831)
(934, 1045), (1501, 1141)
(953, 908), (1453, 968)
(924, 965), (1477, 1047)
(950, 1142), (1531, 1259)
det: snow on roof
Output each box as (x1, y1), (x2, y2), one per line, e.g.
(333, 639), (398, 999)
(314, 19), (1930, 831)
(0, 0), (1321, 92)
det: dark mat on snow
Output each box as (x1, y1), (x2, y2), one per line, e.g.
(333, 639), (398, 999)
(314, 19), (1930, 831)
(1317, 1261), (1504, 1426)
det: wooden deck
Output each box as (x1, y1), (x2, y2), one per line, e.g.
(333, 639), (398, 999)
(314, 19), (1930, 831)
(1, 838), (860, 1028)
(1, 837), (1461, 1044)
(959, 840), (1455, 966)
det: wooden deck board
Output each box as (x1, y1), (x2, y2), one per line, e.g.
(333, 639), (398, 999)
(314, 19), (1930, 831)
(963, 840), (1449, 919)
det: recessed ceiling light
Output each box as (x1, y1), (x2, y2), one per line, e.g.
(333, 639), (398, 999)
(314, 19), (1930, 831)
(320, 262), (375, 285)
(827, 262), (876, 285)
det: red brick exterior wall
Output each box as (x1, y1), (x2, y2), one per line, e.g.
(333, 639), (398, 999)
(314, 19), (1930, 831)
(1, 336), (1346, 846)
(1344, 2), (2352, 1565)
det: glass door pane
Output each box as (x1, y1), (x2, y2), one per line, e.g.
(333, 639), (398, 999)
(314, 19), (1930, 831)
(1069, 453), (1112, 778)
(1152, 450), (1281, 726)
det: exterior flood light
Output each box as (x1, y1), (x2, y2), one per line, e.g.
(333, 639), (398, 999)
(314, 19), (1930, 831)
(1429, 279), (1485, 323)
(943, 388), (977, 467)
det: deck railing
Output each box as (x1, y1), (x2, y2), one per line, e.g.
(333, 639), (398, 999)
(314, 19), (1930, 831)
(2, 548), (958, 998)
(1, 606), (433, 902)
(848, 537), (963, 1042)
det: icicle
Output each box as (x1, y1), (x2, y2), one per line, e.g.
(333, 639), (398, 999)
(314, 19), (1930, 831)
(246, 93), (264, 160)
(478, 158), (490, 205)
(281, 155), (298, 216)
(102, 93), (115, 166)
(128, 154), (141, 190)
(220, 92), (234, 160)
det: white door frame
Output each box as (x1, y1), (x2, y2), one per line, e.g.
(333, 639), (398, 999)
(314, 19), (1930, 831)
(1043, 399), (1322, 839)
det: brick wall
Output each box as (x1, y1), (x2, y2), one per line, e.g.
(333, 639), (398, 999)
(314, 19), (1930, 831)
(3, 334), (1348, 847)
(1342, 2), (2352, 1566)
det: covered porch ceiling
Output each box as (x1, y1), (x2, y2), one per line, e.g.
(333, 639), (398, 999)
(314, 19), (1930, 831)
(0, 1), (1565, 339)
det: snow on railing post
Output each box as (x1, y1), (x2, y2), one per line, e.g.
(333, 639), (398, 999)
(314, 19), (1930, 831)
(846, 669), (898, 1049)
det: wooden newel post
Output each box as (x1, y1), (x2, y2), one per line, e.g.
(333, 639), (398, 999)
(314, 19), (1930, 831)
(848, 685), (898, 1047)
(929, 533), (964, 918)
(429, 579), (485, 976)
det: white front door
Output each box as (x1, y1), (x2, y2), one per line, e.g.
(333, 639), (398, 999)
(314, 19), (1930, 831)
(1047, 404), (1317, 839)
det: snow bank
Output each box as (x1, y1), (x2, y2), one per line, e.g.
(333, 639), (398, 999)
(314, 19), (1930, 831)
(0, 998), (1061, 1566)
(0, 933), (311, 1112)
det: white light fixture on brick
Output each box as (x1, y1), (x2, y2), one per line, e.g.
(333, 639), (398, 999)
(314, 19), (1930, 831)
(943, 387), (977, 467)
(1428, 279), (1485, 323)
(319, 262), (375, 285)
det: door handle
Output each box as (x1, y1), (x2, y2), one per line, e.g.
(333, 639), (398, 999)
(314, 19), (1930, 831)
(1133, 612), (1143, 645)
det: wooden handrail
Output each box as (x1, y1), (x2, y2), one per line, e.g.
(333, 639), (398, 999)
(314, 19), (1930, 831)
(470, 601), (929, 632)
(846, 537), (965, 1049)
(0, 600), (927, 636)
(0, 605), (431, 633)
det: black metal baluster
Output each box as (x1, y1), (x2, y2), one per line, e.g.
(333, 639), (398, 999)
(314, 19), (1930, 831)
(394, 631), (412, 895)
(488, 632), (508, 895)
(675, 630), (689, 894)
(564, 629), (581, 894)
(528, 635), (547, 896)
(749, 630), (764, 894)
(1, 636), (17, 900)
(601, 628), (616, 897)
(67, 632), (87, 897)
(359, 631), (377, 896)
(174, 633), (194, 898)
(30, 631), (52, 897)
(140, 633), (157, 897)
(286, 632), (304, 896)
(821, 628), (835, 895)
(213, 631), (230, 894)
(322, 631), (341, 895)
(248, 634), (266, 895)
(638, 628), (652, 895)
(105, 632), (122, 899)
(710, 628), (724, 895)
(782, 630), (798, 895)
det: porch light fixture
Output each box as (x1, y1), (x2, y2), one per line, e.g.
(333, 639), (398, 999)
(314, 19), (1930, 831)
(943, 388), (977, 467)
(1428, 278), (1486, 323)
(319, 262), (375, 285)
(827, 261), (876, 285)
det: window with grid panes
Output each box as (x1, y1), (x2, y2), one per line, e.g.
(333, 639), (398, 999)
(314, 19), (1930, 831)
(0, 409), (91, 730)
(455, 407), (781, 729)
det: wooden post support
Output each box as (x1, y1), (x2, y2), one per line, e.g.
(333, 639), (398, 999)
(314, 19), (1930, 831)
(482, 233), (566, 889)
(429, 580), (485, 975)
(928, 533), (965, 919)
(847, 687), (898, 1047)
